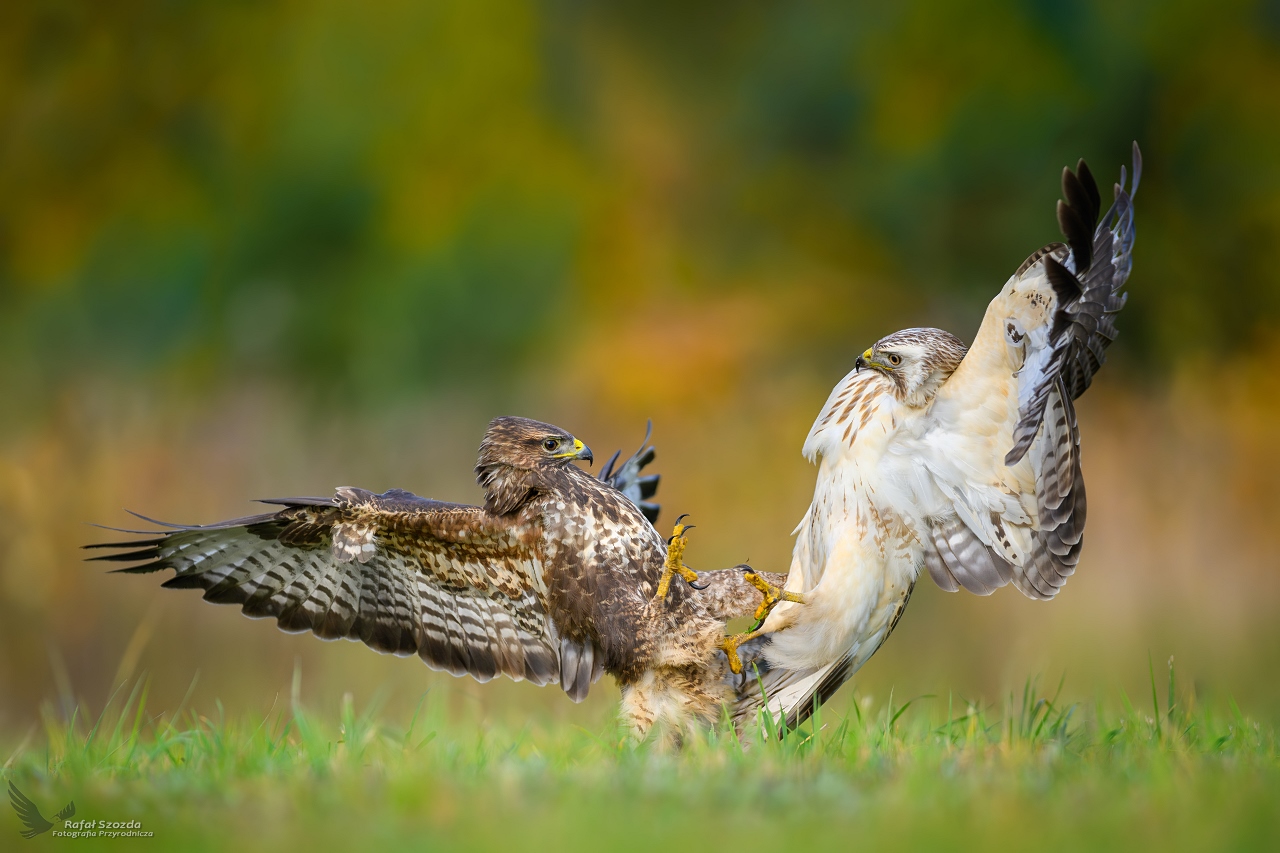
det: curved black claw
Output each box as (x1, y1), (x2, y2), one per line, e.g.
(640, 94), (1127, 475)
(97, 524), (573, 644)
(674, 513), (690, 526)
(668, 527), (695, 546)
(688, 575), (710, 590)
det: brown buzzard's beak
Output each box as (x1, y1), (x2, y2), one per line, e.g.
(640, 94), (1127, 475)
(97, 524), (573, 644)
(554, 437), (593, 464)
(854, 354), (867, 372)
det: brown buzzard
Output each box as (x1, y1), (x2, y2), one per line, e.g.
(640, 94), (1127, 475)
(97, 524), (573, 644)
(89, 417), (794, 741)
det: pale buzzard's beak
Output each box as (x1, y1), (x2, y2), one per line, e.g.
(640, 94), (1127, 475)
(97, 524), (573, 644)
(855, 347), (884, 372)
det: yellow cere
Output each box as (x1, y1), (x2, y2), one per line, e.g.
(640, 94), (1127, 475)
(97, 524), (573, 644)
(555, 438), (586, 458)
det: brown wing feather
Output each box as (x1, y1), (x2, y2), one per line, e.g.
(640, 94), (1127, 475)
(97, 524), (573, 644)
(87, 488), (561, 688)
(687, 569), (789, 621)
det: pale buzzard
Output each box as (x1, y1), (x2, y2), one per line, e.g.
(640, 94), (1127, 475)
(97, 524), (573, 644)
(729, 144), (1142, 731)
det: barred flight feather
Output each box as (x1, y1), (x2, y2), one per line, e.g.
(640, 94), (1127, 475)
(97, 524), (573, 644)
(92, 417), (674, 715)
(750, 148), (1142, 733)
(90, 492), (562, 688)
(1007, 142), (1141, 466)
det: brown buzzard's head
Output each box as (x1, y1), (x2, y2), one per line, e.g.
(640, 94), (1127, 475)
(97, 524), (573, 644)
(854, 327), (968, 408)
(475, 417), (594, 515)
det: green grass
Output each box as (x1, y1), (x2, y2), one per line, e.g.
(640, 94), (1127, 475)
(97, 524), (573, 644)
(3, 666), (1278, 852)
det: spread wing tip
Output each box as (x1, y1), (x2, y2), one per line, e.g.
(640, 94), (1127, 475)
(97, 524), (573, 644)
(599, 421), (662, 524)
(256, 495), (338, 507)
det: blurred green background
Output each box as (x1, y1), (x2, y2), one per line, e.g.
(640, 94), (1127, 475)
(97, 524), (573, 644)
(2, 0), (1279, 740)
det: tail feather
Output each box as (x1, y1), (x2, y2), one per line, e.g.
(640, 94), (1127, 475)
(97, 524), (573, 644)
(728, 638), (857, 736)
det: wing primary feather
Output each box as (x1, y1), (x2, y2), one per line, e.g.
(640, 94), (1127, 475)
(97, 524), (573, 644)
(925, 526), (961, 592)
(1045, 257), (1083, 308)
(256, 496), (338, 507)
(93, 488), (565, 693)
(599, 421), (662, 525)
(597, 450), (622, 483)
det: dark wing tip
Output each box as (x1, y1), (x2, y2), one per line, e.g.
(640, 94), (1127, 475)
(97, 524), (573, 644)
(1044, 256), (1083, 306)
(86, 547), (163, 563)
(597, 449), (622, 483)
(82, 537), (166, 550)
(256, 495), (338, 508)
(1057, 162), (1101, 273)
(1076, 159), (1101, 214)
(124, 509), (194, 530)
(637, 473), (659, 500)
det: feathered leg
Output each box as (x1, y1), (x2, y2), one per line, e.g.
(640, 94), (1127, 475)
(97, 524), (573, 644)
(720, 568), (805, 674)
(619, 667), (731, 747)
(653, 516), (704, 601)
(686, 566), (791, 620)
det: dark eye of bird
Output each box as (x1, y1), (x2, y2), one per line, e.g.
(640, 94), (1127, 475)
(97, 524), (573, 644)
(543, 438), (560, 452)
(887, 354), (902, 366)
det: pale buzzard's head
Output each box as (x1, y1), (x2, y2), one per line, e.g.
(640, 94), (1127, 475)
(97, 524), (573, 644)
(855, 327), (968, 407)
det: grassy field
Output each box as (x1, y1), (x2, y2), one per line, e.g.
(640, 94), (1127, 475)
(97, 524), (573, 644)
(3, 666), (1277, 852)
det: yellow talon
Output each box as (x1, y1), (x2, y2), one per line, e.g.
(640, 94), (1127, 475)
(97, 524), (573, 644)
(721, 569), (806, 674)
(721, 629), (764, 675)
(742, 568), (806, 626)
(654, 516), (701, 602)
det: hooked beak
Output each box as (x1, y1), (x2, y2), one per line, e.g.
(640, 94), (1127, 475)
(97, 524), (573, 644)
(855, 347), (882, 372)
(553, 436), (593, 464)
(570, 438), (593, 465)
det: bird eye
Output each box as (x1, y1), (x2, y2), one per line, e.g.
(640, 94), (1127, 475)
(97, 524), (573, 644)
(542, 438), (561, 452)
(887, 353), (902, 366)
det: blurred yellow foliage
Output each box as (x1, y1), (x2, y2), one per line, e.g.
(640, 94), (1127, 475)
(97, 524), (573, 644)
(1, 0), (1279, 731)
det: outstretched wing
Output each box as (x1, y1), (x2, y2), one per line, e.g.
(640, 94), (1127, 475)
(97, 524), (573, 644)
(88, 488), (564, 690)
(8, 781), (52, 838)
(918, 143), (1140, 600)
(55, 801), (75, 821)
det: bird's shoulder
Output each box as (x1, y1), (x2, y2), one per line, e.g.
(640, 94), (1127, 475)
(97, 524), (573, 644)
(310, 487), (541, 563)
(534, 465), (651, 526)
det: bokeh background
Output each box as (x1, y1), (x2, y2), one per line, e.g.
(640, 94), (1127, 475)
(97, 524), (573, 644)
(2, 0), (1279, 738)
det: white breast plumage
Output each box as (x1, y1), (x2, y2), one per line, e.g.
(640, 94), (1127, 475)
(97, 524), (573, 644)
(761, 367), (923, 672)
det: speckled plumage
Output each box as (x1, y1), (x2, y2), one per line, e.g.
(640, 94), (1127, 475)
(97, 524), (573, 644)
(689, 569), (789, 621)
(737, 146), (1142, 732)
(90, 417), (734, 742)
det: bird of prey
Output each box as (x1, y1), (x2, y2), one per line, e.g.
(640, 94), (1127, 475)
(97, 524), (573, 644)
(8, 781), (75, 839)
(89, 417), (794, 743)
(727, 144), (1142, 731)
